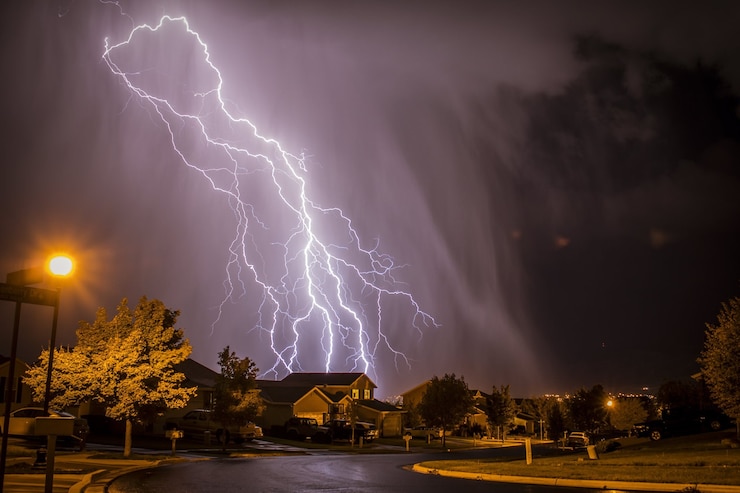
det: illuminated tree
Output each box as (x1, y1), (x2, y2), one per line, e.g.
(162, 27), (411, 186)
(213, 346), (264, 450)
(485, 385), (516, 440)
(418, 373), (473, 448)
(24, 347), (95, 410)
(698, 296), (740, 439)
(608, 398), (648, 434)
(25, 297), (196, 457)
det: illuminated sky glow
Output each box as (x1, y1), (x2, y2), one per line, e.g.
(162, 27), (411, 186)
(101, 14), (437, 380)
(2, 1), (739, 398)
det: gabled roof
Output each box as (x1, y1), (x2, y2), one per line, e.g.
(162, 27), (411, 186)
(357, 399), (404, 413)
(279, 372), (375, 388)
(401, 380), (431, 396)
(174, 358), (219, 388)
(258, 385), (317, 404)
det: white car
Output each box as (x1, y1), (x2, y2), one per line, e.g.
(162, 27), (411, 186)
(165, 409), (262, 444)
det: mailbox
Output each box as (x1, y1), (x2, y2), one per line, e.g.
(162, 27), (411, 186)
(35, 417), (74, 436)
(166, 429), (184, 439)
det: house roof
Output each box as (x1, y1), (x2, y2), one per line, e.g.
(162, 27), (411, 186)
(174, 358), (219, 388)
(401, 380), (431, 396)
(357, 399), (404, 413)
(279, 372), (375, 388)
(258, 385), (316, 404)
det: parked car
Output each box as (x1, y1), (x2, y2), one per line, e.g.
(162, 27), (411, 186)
(320, 419), (378, 444)
(404, 425), (444, 440)
(1, 407), (89, 447)
(165, 409), (262, 444)
(566, 431), (590, 448)
(633, 408), (732, 441)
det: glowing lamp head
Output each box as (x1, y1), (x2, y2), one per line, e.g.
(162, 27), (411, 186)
(47, 255), (74, 278)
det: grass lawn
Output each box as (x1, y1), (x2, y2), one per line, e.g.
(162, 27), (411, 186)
(418, 431), (740, 486)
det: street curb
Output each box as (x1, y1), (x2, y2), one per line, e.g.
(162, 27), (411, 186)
(69, 469), (106, 493)
(410, 464), (740, 493)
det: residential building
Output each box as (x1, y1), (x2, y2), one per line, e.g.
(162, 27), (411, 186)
(257, 372), (405, 437)
(0, 356), (32, 411)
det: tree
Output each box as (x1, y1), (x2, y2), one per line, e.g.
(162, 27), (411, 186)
(698, 295), (740, 439)
(24, 297), (196, 457)
(418, 374), (473, 448)
(609, 398), (648, 434)
(566, 384), (608, 434)
(485, 385), (516, 441)
(213, 346), (264, 450)
(657, 379), (702, 411)
(546, 399), (567, 444)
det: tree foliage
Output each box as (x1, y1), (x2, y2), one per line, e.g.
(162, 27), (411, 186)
(546, 399), (567, 443)
(24, 296), (196, 456)
(609, 398), (648, 433)
(698, 296), (740, 437)
(213, 346), (264, 448)
(485, 385), (516, 439)
(657, 379), (702, 411)
(418, 373), (473, 448)
(566, 384), (608, 433)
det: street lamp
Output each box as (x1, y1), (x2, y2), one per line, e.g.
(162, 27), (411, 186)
(48, 254), (74, 278)
(0, 254), (74, 493)
(42, 254), (74, 413)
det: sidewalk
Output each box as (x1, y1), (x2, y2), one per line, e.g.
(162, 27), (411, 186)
(411, 463), (740, 493)
(2, 452), (165, 493)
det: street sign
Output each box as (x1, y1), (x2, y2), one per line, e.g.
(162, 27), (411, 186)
(0, 282), (58, 306)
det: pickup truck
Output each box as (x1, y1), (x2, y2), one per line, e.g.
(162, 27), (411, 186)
(320, 419), (378, 444)
(165, 409), (263, 444)
(284, 417), (328, 442)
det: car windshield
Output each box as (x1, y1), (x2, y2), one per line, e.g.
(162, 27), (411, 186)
(52, 410), (75, 418)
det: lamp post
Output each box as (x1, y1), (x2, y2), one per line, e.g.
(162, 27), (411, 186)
(42, 255), (74, 413)
(0, 254), (74, 493)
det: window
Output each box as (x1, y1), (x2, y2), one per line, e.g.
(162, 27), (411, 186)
(351, 388), (359, 399)
(363, 389), (371, 400)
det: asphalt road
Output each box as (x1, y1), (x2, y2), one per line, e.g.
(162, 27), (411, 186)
(107, 448), (645, 493)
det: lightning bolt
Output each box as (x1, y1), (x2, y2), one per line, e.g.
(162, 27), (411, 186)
(101, 15), (437, 380)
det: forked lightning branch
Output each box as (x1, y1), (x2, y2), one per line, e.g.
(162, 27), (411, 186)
(101, 15), (436, 379)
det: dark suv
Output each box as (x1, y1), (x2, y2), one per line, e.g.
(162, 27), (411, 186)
(284, 417), (321, 440)
(633, 407), (731, 441)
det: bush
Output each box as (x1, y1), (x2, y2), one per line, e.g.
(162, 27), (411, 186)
(595, 439), (621, 454)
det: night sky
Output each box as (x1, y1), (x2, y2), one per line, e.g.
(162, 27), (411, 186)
(2, 1), (739, 399)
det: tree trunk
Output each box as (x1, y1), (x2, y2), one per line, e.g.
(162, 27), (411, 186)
(124, 419), (133, 457)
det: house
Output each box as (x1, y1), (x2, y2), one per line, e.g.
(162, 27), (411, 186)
(402, 380), (537, 437)
(0, 356), (33, 411)
(257, 372), (405, 437)
(402, 380), (489, 434)
(173, 358), (219, 412)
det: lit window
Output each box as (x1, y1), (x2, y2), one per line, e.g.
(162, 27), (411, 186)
(351, 389), (359, 399)
(363, 389), (371, 400)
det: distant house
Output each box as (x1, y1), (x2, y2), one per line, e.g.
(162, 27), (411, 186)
(0, 356), (32, 411)
(400, 380), (430, 410)
(257, 372), (405, 437)
(402, 380), (536, 437)
(173, 358), (219, 412)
